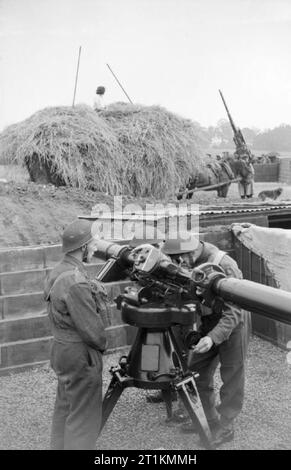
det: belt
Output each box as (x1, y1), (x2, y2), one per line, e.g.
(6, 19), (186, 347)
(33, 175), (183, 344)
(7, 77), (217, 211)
(51, 325), (83, 343)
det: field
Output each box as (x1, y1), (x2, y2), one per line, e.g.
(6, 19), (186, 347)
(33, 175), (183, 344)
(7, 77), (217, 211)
(0, 164), (30, 183)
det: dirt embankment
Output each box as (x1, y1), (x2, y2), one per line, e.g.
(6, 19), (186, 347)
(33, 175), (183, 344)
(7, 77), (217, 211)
(0, 182), (173, 247)
(0, 183), (111, 247)
(0, 179), (277, 248)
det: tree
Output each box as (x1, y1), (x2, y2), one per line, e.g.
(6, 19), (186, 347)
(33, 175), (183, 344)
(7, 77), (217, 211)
(253, 124), (291, 151)
(241, 127), (259, 147)
(216, 119), (234, 144)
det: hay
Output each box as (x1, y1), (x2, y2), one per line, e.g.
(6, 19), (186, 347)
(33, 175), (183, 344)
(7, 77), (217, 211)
(0, 103), (206, 198)
(0, 105), (127, 194)
(100, 103), (206, 197)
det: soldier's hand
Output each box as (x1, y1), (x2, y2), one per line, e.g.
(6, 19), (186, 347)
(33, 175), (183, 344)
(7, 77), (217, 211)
(192, 336), (213, 353)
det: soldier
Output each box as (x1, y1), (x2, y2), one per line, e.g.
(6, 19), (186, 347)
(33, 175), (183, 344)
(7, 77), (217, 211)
(93, 86), (106, 111)
(129, 230), (165, 249)
(44, 219), (108, 450)
(161, 232), (250, 447)
(238, 154), (255, 199)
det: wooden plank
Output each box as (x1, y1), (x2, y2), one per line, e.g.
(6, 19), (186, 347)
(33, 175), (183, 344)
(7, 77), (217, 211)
(0, 263), (104, 295)
(176, 178), (241, 198)
(0, 315), (50, 343)
(0, 325), (137, 370)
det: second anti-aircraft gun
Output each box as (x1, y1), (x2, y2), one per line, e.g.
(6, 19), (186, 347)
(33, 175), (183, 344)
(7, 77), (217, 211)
(219, 89), (253, 161)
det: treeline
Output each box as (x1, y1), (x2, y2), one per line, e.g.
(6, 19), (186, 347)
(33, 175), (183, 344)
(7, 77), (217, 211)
(197, 120), (291, 152)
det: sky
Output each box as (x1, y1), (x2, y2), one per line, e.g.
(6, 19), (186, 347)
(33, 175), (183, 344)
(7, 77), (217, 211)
(1, 0), (291, 131)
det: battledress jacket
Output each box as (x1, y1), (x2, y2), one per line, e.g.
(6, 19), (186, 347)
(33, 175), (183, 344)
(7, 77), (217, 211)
(194, 242), (245, 346)
(44, 254), (107, 352)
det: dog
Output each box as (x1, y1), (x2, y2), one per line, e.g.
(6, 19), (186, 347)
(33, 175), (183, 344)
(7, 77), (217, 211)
(258, 187), (283, 201)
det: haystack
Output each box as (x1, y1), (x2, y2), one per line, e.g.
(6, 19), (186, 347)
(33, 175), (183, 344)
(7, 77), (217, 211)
(99, 103), (206, 197)
(0, 105), (127, 194)
(0, 103), (206, 198)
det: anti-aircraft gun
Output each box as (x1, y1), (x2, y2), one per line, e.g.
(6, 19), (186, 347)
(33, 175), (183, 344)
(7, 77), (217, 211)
(94, 240), (291, 449)
(219, 89), (253, 161)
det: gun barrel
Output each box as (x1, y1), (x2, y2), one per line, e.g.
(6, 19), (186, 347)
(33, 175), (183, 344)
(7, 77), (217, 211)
(94, 239), (134, 263)
(219, 89), (237, 134)
(214, 277), (291, 325)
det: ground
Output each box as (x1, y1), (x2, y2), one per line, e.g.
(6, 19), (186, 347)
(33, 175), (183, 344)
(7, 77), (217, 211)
(0, 336), (290, 450)
(0, 164), (289, 247)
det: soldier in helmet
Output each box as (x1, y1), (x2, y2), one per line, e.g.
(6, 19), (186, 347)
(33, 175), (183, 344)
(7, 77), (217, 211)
(237, 153), (255, 199)
(129, 229), (165, 249)
(93, 86), (106, 111)
(44, 219), (108, 450)
(152, 232), (250, 447)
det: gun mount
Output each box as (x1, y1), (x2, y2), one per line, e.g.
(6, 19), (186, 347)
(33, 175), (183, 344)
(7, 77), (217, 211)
(94, 241), (291, 449)
(95, 241), (291, 325)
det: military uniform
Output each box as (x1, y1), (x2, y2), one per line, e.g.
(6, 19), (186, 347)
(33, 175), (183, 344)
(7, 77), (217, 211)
(44, 254), (107, 450)
(238, 160), (254, 198)
(187, 242), (250, 428)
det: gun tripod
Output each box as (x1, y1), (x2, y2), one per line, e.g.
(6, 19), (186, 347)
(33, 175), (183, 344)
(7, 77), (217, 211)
(100, 300), (214, 450)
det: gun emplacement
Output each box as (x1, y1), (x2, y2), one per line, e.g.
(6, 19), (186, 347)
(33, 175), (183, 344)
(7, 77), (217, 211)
(94, 240), (291, 450)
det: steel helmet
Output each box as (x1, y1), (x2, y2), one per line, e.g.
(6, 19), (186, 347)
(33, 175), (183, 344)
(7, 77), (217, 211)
(96, 86), (105, 95)
(62, 219), (94, 253)
(129, 230), (165, 248)
(161, 231), (199, 255)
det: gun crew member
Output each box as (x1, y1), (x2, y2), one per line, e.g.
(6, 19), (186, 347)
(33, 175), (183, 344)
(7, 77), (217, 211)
(238, 154), (254, 199)
(44, 219), (108, 450)
(93, 86), (106, 111)
(163, 232), (250, 447)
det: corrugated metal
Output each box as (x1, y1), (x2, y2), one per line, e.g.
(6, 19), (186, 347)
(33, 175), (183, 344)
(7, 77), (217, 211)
(84, 203), (291, 222)
(200, 203), (291, 216)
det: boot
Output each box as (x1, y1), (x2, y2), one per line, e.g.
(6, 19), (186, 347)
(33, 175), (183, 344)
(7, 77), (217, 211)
(180, 417), (220, 434)
(212, 423), (234, 446)
(146, 390), (177, 403)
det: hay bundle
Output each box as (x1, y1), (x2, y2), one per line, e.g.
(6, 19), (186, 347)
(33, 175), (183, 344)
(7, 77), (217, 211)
(100, 103), (206, 197)
(0, 103), (206, 198)
(0, 105), (127, 194)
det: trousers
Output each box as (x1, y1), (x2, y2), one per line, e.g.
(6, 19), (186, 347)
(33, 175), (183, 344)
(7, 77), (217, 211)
(238, 180), (254, 197)
(188, 323), (247, 424)
(50, 340), (103, 450)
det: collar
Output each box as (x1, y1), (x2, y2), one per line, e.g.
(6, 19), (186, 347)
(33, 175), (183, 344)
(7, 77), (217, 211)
(63, 254), (86, 274)
(195, 240), (205, 265)
(193, 241), (207, 266)
(196, 241), (221, 265)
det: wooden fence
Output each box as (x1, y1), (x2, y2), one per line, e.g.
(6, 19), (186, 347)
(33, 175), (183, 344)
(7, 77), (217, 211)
(253, 163), (280, 182)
